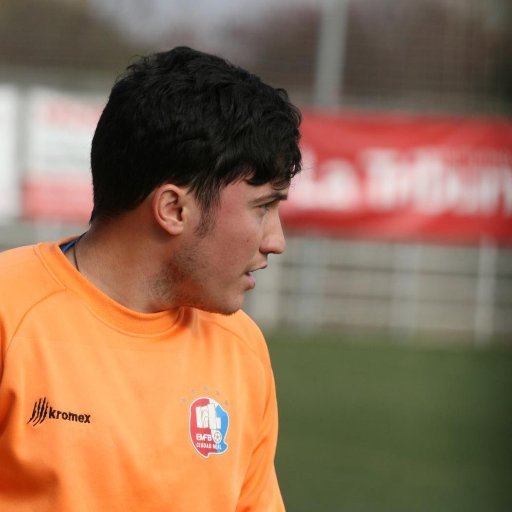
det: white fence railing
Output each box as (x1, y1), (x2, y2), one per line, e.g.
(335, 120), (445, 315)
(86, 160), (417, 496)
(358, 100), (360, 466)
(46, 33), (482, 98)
(246, 235), (512, 343)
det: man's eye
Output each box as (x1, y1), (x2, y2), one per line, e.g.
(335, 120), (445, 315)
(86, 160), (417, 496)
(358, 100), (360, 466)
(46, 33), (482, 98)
(260, 201), (277, 212)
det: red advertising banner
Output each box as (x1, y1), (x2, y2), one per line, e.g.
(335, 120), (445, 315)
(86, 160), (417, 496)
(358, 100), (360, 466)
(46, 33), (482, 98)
(22, 88), (101, 222)
(282, 111), (512, 245)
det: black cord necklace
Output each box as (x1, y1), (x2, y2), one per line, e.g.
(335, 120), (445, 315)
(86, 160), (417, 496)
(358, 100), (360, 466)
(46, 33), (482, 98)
(72, 238), (81, 273)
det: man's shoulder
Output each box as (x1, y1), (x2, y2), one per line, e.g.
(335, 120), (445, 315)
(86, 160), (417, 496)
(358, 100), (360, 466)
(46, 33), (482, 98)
(0, 242), (65, 318)
(203, 309), (262, 337)
(0, 243), (51, 283)
(0, 244), (40, 286)
(0, 243), (37, 265)
(197, 309), (269, 359)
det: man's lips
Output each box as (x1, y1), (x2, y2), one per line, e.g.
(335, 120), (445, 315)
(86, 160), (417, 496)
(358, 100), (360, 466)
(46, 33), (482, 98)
(244, 265), (266, 288)
(245, 272), (256, 289)
(247, 264), (267, 273)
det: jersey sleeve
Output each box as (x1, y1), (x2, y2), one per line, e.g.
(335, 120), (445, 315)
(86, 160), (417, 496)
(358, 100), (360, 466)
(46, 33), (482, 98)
(235, 331), (286, 512)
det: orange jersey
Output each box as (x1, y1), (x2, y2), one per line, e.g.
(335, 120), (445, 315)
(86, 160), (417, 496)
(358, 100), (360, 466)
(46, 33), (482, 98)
(0, 240), (285, 511)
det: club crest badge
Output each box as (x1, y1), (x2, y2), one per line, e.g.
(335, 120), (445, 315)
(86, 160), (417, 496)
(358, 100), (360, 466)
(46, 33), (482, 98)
(189, 397), (229, 458)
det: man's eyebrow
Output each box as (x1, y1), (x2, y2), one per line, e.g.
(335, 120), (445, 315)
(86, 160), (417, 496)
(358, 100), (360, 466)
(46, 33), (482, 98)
(251, 190), (289, 204)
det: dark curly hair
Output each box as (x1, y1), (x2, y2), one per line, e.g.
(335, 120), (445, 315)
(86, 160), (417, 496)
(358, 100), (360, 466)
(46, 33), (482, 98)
(90, 46), (302, 223)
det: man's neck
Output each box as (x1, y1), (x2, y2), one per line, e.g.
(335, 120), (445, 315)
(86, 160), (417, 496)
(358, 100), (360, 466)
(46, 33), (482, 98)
(66, 221), (168, 314)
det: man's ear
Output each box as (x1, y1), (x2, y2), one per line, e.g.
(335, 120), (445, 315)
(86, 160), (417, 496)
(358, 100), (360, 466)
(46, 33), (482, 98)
(151, 184), (188, 235)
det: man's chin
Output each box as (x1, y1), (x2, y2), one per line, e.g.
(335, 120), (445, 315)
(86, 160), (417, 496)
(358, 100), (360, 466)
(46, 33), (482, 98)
(195, 296), (245, 316)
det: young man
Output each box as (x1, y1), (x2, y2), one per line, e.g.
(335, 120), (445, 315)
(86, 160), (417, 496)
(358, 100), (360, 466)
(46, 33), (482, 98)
(0, 47), (301, 511)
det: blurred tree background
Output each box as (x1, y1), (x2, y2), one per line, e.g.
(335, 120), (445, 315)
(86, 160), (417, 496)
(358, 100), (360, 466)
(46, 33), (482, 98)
(1, 0), (510, 113)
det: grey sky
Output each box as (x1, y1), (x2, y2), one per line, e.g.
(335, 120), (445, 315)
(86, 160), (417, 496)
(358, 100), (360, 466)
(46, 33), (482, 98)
(90, 0), (322, 44)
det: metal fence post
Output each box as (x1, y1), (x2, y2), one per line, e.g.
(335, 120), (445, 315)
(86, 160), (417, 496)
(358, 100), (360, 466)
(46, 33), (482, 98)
(313, 0), (349, 108)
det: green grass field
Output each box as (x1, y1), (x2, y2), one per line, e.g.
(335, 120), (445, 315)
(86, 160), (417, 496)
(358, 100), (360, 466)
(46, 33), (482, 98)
(267, 332), (512, 512)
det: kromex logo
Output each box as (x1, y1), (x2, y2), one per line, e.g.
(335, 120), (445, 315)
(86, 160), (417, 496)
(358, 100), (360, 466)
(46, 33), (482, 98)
(27, 397), (91, 426)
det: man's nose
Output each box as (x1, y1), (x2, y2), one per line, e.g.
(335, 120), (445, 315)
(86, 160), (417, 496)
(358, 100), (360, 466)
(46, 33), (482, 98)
(260, 213), (286, 255)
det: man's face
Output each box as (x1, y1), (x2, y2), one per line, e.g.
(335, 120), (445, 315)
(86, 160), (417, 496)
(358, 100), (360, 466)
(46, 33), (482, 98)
(160, 179), (289, 314)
